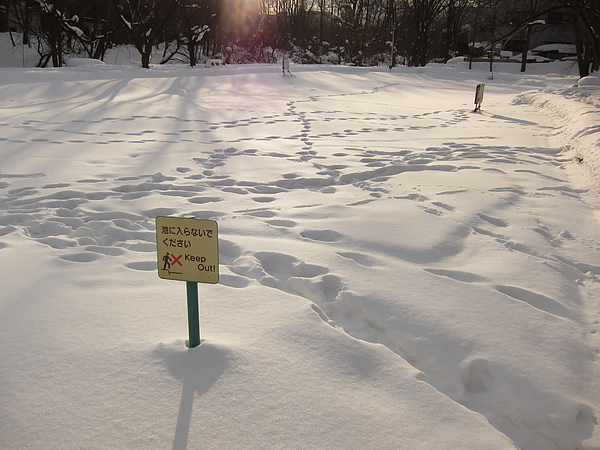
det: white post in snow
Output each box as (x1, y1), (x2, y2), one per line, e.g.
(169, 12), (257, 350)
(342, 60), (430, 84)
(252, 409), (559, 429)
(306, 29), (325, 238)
(282, 56), (291, 76)
(474, 83), (485, 112)
(389, 29), (394, 72)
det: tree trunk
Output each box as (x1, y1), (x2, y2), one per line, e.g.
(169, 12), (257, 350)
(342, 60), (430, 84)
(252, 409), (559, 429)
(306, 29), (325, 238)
(520, 0), (537, 73)
(188, 40), (197, 67)
(520, 25), (532, 72)
(0, 0), (9, 32)
(573, 16), (589, 77)
(141, 48), (151, 68)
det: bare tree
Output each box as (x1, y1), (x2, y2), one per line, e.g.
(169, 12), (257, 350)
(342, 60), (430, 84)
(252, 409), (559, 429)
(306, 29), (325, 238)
(113, 0), (178, 68)
(82, 0), (116, 61)
(33, 0), (69, 67)
(10, 0), (115, 66)
(0, 0), (9, 32)
(9, 0), (34, 45)
(560, 0), (599, 76)
(4, 0), (591, 72)
(333, 0), (381, 65)
(407, 0), (446, 66)
(173, 0), (212, 66)
(443, 0), (470, 62)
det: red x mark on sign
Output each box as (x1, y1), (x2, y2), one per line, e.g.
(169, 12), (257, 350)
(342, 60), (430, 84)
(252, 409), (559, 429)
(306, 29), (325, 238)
(171, 254), (183, 266)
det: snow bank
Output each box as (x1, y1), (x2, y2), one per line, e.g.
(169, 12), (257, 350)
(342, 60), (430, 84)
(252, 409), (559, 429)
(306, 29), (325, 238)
(65, 57), (106, 68)
(514, 83), (600, 189)
(578, 74), (600, 87)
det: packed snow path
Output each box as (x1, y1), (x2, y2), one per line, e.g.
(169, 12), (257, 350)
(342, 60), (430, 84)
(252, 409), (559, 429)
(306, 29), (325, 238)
(1, 63), (599, 449)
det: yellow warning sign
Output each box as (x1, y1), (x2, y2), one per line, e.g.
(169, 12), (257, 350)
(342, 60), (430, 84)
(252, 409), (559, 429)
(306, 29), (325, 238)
(156, 216), (219, 284)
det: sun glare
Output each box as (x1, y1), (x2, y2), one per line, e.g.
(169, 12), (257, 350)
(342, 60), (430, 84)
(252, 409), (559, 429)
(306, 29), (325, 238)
(220, 0), (261, 33)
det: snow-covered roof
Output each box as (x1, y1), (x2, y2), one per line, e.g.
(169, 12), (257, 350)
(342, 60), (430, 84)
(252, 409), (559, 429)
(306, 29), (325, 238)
(532, 43), (576, 54)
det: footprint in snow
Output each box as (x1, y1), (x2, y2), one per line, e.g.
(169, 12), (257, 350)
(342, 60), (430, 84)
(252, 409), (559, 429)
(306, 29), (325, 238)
(425, 268), (487, 283)
(59, 252), (103, 263)
(228, 251), (343, 304)
(188, 196), (222, 204)
(267, 219), (297, 228)
(125, 261), (157, 271)
(337, 252), (377, 267)
(300, 229), (343, 242)
(495, 285), (570, 318)
(252, 196), (276, 203)
(477, 213), (509, 228)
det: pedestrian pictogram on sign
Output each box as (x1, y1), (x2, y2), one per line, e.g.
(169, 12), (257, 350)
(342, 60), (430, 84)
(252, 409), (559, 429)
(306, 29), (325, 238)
(155, 216), (219, 284)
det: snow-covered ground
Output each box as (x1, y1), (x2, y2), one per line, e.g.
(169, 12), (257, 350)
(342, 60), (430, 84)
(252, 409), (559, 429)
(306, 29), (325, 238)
(1, 40), (599, 449)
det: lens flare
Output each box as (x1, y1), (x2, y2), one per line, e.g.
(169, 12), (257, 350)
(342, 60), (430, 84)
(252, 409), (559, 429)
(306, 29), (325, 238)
(219, 0), (261, 38)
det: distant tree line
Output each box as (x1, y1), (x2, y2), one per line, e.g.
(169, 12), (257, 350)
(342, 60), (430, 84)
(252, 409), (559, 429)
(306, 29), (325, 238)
(0, 0), (597, 76)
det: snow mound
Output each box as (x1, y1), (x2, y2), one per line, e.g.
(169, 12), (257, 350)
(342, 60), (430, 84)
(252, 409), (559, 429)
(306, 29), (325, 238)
(516, 78), (547, 88)
(65, 58), (106, 68)
(578, 75), (600, 87)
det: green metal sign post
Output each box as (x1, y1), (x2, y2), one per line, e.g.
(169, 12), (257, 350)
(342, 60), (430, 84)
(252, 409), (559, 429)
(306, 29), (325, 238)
(186, 281), (201, 348)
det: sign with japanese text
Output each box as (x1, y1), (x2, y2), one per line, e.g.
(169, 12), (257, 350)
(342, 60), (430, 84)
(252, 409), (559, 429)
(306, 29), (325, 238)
(156, 216), (219, 284)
